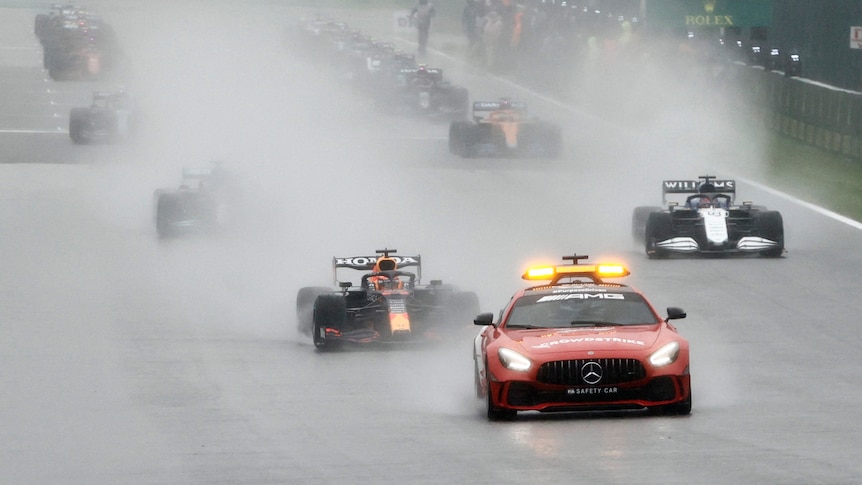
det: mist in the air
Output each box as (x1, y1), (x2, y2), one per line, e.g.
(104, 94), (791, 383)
(67, 2), (774, 418)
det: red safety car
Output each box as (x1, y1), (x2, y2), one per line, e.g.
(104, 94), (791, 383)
(473, 254), (691, 420)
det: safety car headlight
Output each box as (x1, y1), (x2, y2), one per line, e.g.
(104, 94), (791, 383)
(498, 348), (532, 372)
(649, 341), (680, 367)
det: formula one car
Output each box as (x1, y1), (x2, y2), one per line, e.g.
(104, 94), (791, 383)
(473, 254), (691, 420)
(449, 98), (562, 158)
(152, 163), (240, 239)
(632, 175), (785, 258)
(296, 249), (480, 350)
(39, 7), (120, 81)
(374, 65), (469, 120)
(69, 91), (134, 144)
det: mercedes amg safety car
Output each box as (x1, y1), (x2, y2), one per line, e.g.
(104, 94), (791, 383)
(296, 249), (480, 350)
(449, 98), (562, 158)
(69, 91), (134, 144)
(632, 175), (785, 258)
(473, 254), (691, 420)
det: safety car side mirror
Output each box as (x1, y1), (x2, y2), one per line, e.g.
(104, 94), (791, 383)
(474, 312), (495, 326)
(666, 307), (687, 320)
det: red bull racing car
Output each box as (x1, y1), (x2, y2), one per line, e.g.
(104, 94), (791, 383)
(448, 98), (562, 158)
(296, 249), (480, 350)
(473, 254), (691, 420)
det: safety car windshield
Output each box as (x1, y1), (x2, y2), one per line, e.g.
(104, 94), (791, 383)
(505, 291), (659, 329)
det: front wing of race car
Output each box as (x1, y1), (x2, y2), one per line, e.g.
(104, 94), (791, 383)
(646, 209), (784, 257)
(309, 287), (479, 349)
(654, 236), (780, 253)
(153, 190), (220, 238)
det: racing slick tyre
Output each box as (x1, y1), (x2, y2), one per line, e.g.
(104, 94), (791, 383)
(447, 86), (470, 120)
(632, 206), (662, 242)
(486, 379), (517, 421)
(449, 291), (480, 327)
(645, 211), (674, 259)
(547, 125), (563, 159)
(155, 193), (182, 239)
(35, 14), (48, 38)
(69, 108), (89, 145)
(754, 211), (785, 258)
(296, 287), (331, 336)
(312, 294), (347, 351)
(449, 121), (472, 156)
(534, 122), (563, 159)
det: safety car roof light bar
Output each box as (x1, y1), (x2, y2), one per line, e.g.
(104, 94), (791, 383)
(522, 254), (630, 285)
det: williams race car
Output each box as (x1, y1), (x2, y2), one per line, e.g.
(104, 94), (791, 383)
(473, 254), (691, 420)
(296, 249), (480, 350)
(632, 175), (785, 258)
(152, 163), (240, 239)
(69, 91), (134, 144)
(449, 98), (562, 158)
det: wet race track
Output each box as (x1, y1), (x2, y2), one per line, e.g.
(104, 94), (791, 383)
(2, 3), (862, 484)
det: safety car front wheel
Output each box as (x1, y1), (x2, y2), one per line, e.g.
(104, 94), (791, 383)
(486, 380), (517, 421)
(650, 392), (692, 416)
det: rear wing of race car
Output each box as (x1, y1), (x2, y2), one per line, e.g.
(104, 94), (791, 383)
(400, 67), (442, 75)
(661, 177), (736, 205)
(399, 67), (443, 81)
(332, 254), (422, 285)
(182, 166), (214, 179)
(473, 100), (527, 112)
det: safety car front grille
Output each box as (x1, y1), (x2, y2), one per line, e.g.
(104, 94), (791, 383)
(537, 359), (646, 386)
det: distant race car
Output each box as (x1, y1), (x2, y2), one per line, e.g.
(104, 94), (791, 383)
(296, 249), (480, 350)
(449, 98), (562, 158)
(632, 175), (785, 258)
(473, 254), (691, 420)
(152, 163), (241, 239)
(37, 6), (121, 81)
(69, 91), (134, 144)
(374, 65), (469, 120)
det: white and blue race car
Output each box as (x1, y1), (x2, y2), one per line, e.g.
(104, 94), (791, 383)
(632, 175), (785, 258)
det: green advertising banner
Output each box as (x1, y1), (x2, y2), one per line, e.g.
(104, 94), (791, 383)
(647, 0), (773, 29)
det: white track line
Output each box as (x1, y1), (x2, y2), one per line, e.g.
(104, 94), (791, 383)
(739, 176), (862, 230)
